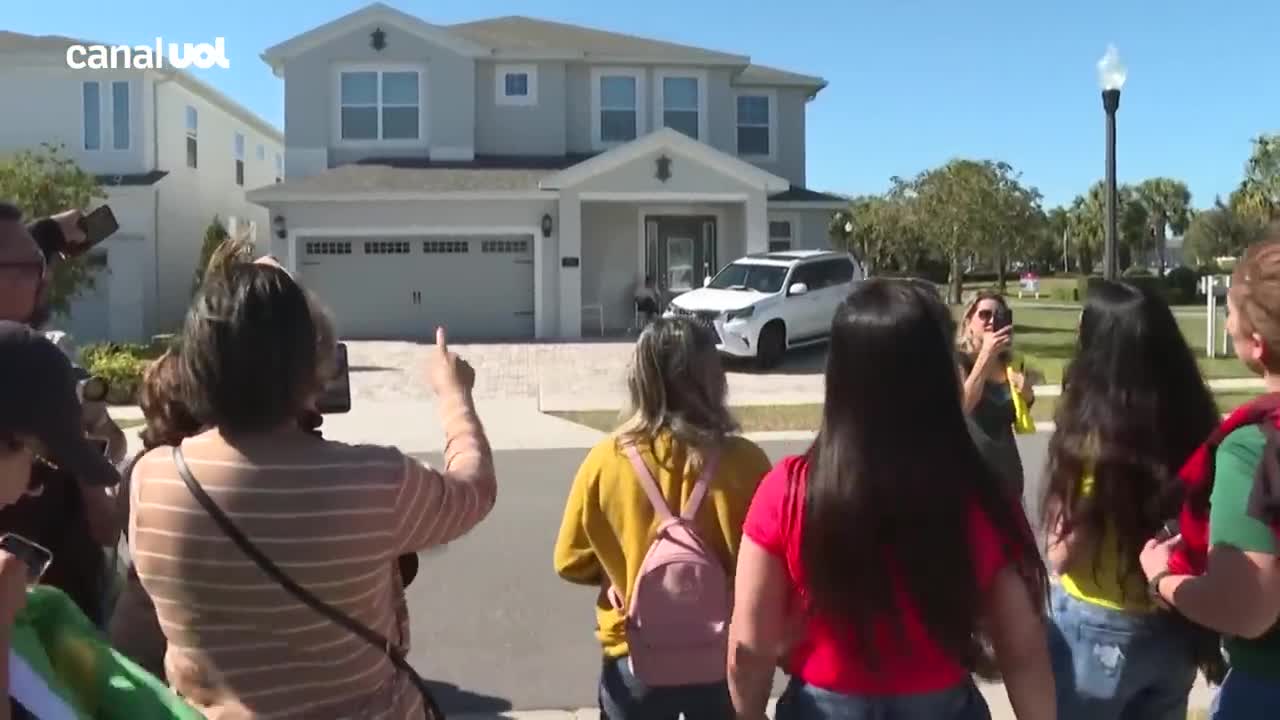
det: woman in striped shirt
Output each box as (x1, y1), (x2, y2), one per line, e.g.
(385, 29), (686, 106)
(129, 242), (496, 719)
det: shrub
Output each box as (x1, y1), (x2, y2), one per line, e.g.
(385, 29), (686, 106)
(1078, 274), (1173, 303)
(1166, 266), (1199, 305)
(79, 342), (165, 405)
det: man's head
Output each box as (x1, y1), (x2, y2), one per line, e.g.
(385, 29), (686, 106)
(0, 321), (120, 490)
(0, 201), (50, 327)
(1228, 225), (1280, 378)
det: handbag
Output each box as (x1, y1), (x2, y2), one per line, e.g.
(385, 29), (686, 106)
(170, 446), (445, 720)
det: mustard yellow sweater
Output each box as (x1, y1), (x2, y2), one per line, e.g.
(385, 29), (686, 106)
(553, 431), (772, 657)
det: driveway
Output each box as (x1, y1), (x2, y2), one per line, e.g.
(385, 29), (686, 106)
(345, 340), (828, 412)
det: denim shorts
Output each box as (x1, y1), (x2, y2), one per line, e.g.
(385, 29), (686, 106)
(1210, 668), (1280, 719)
(1048, 584), (1197, 720)
(774, 676), (990, 720)
(597, 656), (732, 720)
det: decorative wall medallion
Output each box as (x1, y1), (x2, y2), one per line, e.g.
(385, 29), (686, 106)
(655, 155), (672, 183)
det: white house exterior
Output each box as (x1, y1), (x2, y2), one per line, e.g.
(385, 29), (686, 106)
(249, 3), (845, 341)
(0, 31), (283, 343)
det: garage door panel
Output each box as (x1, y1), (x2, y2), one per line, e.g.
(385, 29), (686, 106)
(300, 234), (535, 341)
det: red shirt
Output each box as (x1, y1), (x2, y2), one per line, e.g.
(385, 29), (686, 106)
(742, 456), (1011, 695)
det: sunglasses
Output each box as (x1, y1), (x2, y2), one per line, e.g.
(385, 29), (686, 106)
(976, 309), (995, 321)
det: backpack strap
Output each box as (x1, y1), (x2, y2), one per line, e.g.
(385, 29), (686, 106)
(622, 443), (721, 522)
(623, 444), (675, 521)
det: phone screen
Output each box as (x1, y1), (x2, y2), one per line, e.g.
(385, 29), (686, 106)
(0, 534), (53, 585)
(70, 205), (120, 256)
(316, 343), (351, 414)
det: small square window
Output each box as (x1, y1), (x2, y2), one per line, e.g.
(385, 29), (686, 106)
(504, 73), (528, 97)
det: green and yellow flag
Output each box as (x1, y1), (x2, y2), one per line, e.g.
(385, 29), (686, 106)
(8, 586), (202, 719)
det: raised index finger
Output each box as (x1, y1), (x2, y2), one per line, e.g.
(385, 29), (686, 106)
(436, 326), (448, 352)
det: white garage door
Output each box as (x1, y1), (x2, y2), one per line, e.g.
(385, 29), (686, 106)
(299, 235), (535, 341)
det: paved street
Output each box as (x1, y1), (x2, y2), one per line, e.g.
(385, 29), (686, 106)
(403, 434), (1052, 713)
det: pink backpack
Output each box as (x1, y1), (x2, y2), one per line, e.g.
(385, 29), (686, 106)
(606, 443), (731, 687)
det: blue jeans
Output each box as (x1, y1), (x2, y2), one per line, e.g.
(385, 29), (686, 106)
(1210, 668), (1280, 719)
(775, 677), (990, 720)
(1049, 584), (1197, 720)
(598, 656), (732, 720)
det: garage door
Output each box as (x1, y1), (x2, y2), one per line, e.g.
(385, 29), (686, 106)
(299, 235), (536, 341)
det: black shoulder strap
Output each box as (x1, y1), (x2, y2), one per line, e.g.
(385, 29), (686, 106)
(171, 446), (444, 720)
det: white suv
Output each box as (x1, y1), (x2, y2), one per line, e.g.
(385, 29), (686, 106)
(664, 250), (864, 368)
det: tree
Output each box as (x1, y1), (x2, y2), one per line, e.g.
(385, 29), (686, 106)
(1234, 133), (1280, 222)
(1134, 178), (1192, 273)
(192, 216), (229, 295)
(1182, 197), (1265, 267)
(1063, 182), (1149, 273)
(909, 159), (1002, 303)
(0, 143), (106, 315)
(1046, 206), (1071, 272)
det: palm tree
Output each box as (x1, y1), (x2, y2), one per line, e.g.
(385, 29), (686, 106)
(1135, 178), (1192, 273)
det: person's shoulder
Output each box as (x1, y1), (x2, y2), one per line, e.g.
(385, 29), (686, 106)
(721, 436), (772, 469)
(580, 435), (624, 475)
(1215, 424), (1267, 474)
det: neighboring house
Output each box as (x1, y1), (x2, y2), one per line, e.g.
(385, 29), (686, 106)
(249, 2), (844, 340)
(0, 31), (282, 344)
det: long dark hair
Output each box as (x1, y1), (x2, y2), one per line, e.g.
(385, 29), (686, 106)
(800, 278), (1048, 670)
(1044, 281), (1219, 595)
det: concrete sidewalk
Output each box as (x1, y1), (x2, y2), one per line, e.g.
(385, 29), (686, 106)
(446, 676), (1216, 720)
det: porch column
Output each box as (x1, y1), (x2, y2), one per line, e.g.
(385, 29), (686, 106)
(745, 188), (769, 254)
(557, 190), (582, 338)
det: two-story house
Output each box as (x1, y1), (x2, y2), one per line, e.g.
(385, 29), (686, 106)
(0, 31), (282, 344)
(248, 2), (844, 340)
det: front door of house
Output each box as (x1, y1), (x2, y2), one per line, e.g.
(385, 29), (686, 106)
(644, 216), (718, 297)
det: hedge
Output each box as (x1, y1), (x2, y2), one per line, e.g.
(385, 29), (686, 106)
(1075, 271), (1200, 306)
(79, 341), (168, 405)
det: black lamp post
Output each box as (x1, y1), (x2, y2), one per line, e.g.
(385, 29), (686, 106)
(1098, 45), (1127, 280)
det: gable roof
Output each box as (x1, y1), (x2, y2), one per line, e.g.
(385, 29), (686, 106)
(0, 32), (282, 143)
(260, 2), (490, 75)
(540, 127), (789, 193)
(448, 16), (749, 66)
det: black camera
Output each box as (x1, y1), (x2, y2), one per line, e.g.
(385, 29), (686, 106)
(992, 306), (1014, 332)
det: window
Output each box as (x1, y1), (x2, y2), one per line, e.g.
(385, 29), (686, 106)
(111, 81), (130, 150)
(596, 71), (641, 145)
(274, 152), (283, 183)
(736, 93), (772, 157)
(82, 82), (100, 150)
(256, 144), (265, 161)
(340, 69), (421, 141)
(234, 132), (245, 186)
(185, 106), (198, 169)
(660, 75), (701, 139)
(496, 65), (537, 106)
(423, 240), (468, 254)
(481, 238), (529, 254)
(305, 241), (352, 255)
(768, 220), (793, 252)
(364, 240), (411, 255)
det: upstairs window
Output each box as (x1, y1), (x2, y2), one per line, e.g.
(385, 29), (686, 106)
(234, 132), (245, 186)
(256, 143), (265, 161)
(598, 73), (639, 145)
(496, 64), (537, 106)
(340, 69), (421, 141)
(185, 106), (198, 168)
(82, 82), (101, 151)
(736, 93), (772, 157)
(111, 81), (130, 150)
(274, 152), (283, 183)
(660, 75), (701, 140)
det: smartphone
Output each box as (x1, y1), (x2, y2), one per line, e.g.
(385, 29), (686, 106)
(1156, 519), (1180, 542)
(316, 342), (351, 414)
(68, 205), (120, 256)
(0, 534), (53, 586)
(993, 306), (1014, 332)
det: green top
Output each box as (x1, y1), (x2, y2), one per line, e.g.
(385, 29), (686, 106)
(1208, 425), (1280, 678)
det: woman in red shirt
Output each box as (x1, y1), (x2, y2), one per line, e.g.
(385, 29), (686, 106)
(727, 279), (1054, 720)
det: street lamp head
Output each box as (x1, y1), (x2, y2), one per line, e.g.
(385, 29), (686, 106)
(1097, 44), (1127, 91)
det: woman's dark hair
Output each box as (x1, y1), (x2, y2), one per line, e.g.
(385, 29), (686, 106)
(178, 239), (319, 434)
(800, 278), (1047, 671)
(1043, 280), (1219, 597)
(138, 348), (201, 450)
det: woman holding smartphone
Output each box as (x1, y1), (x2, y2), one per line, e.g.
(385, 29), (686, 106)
(957, 291), (1034, 498)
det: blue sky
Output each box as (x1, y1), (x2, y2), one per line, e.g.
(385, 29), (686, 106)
(9, 0), (1278, 208)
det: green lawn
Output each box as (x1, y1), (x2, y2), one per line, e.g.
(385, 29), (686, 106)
(549, 390), (1264, 434)
(117, 418), (144, 430)
(970, 305), (1245, 385)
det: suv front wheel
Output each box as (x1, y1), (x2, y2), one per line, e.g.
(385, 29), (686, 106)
(756, 321), (786, 370)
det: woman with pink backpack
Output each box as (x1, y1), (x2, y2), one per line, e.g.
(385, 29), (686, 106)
(727, 279), (1055, 720)
(554, 316), (772, 719)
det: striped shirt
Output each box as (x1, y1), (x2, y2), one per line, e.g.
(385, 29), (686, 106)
(129, 392), (495, 719)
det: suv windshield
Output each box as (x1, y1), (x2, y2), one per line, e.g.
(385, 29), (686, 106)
(707, 263), (788, 293)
